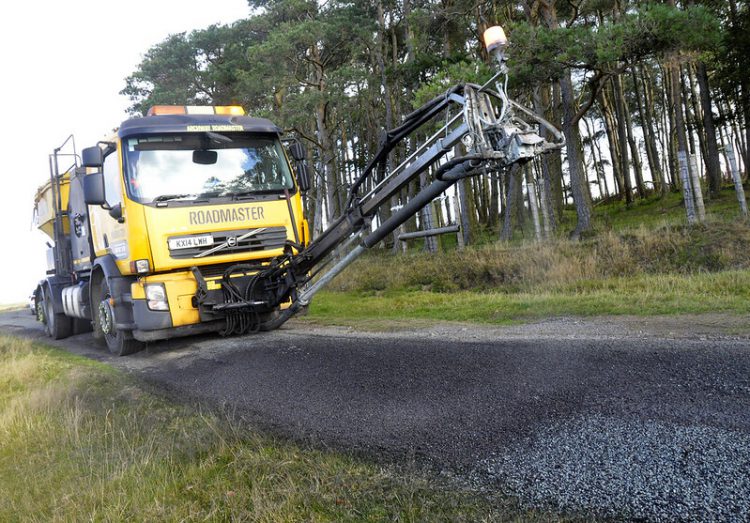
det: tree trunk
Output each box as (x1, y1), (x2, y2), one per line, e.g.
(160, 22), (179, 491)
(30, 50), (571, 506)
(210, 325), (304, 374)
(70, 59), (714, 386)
(374, 0), (398, 252)
(535, 161), (552, 238)
(533, 86), (560, 228)
(547, 84), (566, 215)
(559, 71), (593, 238)
(500, 164), (519, 242)
(489, 172), (500, 229)
(599, 88), (625, 199)
(724, 129), (748, 216)
(419, 170), (438, 253)
(622, 78), (646, 198)
(611, 75), (634, 205)
(689, 153), (707, 221)
(663, 64), (680, 189)
(453, 187), (465, 249)
(458, 178), (472, 246)
(526, 166), (542, 241)
(668, 57), (697, 224)
(695, 61), (722, 198)
(633, 66), (666, 196)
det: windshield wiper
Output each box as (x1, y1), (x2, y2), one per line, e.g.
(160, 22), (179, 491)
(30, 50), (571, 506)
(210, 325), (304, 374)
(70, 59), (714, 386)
(152, 193), (195, 203)
(230, 190), (262, 200)
(206, 132), (233, 144)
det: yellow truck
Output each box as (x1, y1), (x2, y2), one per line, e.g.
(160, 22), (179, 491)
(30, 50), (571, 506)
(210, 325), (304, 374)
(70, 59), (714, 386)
(33, 27), (563, 355)
(35, 105), (313, 354)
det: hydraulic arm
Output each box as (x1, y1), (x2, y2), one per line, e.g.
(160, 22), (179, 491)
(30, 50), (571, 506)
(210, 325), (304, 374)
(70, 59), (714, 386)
(201, 39), (565, 332)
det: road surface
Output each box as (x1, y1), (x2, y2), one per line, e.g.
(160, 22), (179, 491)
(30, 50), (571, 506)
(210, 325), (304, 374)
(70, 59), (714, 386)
(2, 309), (750, 521)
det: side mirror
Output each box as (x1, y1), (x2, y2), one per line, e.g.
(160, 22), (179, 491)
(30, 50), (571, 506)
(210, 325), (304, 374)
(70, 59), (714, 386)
(295, 162), (311, 193)
(81, 146), (104, 168)
(288, 141), (306, 162)
(83, 172), (106, 206)
(108, 203), (124, 223)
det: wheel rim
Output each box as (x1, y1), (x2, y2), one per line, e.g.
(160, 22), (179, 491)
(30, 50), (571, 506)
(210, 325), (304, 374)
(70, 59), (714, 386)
(36, 299), (44, 323)
(98, 299), (115, 338)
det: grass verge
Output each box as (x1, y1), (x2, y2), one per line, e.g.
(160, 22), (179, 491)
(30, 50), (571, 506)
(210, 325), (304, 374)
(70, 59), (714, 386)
(0, 335), (554, 522)
(306, 270), (750, 327)
(0, 303), (26, 312)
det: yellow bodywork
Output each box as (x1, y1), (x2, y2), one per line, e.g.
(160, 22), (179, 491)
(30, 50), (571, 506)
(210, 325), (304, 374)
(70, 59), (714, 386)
(95, 137), (308, 330)
(88, 138), (137, 276)
(132, 272), (200, 326)
(34, 172), (71, 239)
(142, 199), (305, 272)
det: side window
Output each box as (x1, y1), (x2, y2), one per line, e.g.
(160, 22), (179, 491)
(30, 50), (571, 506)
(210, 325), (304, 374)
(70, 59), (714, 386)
(102, 151), (123, 207)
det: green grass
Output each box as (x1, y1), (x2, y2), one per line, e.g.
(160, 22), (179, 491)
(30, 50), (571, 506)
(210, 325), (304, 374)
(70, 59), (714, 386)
(489, 187), (748, 244)
(307, 270), (750, 327)
(0, 335), (560, 522)
(592, 188), (747, 232)
(301, 187), (750, 325)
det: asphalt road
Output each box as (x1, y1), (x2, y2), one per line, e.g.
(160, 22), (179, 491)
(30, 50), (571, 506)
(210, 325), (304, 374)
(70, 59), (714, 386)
(3, 309), (750, 521)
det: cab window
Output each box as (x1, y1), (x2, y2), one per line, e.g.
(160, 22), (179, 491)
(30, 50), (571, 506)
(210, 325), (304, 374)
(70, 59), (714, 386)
(103, 151), (123, 207)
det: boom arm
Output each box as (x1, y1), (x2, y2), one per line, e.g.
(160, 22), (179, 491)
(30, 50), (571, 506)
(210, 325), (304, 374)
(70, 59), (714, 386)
(201, 63), (565, 333)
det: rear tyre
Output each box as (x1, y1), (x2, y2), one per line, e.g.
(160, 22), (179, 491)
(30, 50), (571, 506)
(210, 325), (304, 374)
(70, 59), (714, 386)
(97, 279), (143, 356)
(43, 287), (73, 340)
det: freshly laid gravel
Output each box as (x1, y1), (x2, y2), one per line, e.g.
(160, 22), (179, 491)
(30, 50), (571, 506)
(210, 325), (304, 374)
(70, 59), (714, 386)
(476, 414), (750, 521)
(5, 309), (750, 521)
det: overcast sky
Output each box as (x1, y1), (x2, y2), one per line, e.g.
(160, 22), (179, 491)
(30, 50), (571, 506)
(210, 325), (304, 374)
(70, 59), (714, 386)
(0, 1), (251, 303)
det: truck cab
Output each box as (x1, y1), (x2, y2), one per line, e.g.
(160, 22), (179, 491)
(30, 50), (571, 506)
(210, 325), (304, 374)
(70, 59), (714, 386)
(37, 105), (310, 355)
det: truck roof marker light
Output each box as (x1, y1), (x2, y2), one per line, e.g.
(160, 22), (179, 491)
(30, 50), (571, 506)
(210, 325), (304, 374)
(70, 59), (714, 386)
(214, 106), (245, 116)
(147, 105), (246, 116)
(185, 106), (214, 115)
(147, 105), (186, 116)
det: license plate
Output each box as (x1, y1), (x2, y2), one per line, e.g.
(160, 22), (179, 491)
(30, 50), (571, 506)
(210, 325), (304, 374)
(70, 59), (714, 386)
(168, 235), (214, 250)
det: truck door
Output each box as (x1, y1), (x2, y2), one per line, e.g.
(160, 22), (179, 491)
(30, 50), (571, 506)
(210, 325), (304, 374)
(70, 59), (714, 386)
(89, 146), (129, 263)
(68, 168), (92, 272)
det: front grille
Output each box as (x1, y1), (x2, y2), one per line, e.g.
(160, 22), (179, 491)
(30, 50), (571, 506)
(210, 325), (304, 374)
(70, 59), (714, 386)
(169, 226), (288, 259)
(196, 261), (269, 278)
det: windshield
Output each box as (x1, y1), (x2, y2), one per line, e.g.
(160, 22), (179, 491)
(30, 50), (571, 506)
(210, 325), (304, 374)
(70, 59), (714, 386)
(123, 133), (294, 204)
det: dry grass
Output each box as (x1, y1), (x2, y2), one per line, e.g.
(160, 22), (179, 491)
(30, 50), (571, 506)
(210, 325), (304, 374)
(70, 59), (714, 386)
(328, 222), (750, 294)
(0, 303), (26, 312)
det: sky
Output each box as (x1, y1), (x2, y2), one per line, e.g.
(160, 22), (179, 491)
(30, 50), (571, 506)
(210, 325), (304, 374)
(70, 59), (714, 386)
(0, 0), (251, 303)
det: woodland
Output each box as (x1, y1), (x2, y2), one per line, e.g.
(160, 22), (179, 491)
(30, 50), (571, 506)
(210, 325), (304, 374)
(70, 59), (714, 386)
(121, 0), (750, 247)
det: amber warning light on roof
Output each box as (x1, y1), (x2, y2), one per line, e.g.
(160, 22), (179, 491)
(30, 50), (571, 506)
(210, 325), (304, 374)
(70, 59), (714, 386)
(146, 105), (246, 116)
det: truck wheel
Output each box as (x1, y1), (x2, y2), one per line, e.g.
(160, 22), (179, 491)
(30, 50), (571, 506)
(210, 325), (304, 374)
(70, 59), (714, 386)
(91, 281), (104, 342)
(97, 280), (143, 356)
(42, 287), (73, 340)
(35, 295), (45, 323)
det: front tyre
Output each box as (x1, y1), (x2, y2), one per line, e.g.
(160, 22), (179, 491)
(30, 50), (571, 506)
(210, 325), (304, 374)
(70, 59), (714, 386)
(97, 279), (143, 356)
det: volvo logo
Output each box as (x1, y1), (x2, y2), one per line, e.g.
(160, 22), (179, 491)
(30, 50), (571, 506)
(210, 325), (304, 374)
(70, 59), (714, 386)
(194, 228), (267, 258)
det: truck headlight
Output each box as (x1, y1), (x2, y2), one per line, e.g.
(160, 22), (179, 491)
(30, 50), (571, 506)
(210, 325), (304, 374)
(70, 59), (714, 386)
(145, 283), (169, 311)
